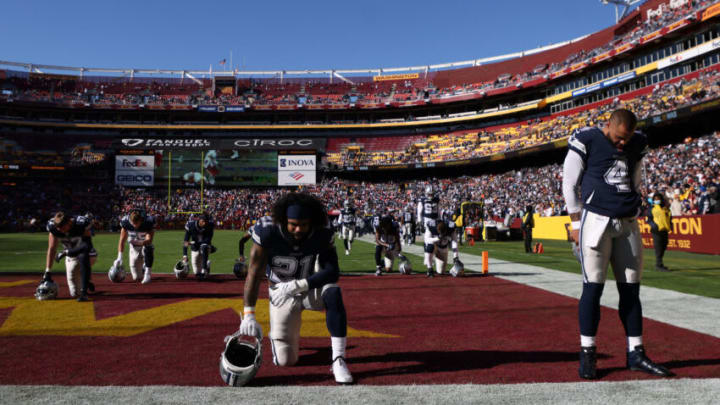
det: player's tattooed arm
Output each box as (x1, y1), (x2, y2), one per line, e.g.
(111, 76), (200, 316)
(243, 242), (268, 308)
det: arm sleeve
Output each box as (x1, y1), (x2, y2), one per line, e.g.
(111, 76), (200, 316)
(562, 150), (586, 215)
(182, 230), (190, 256)
(308, 245), (340, 289)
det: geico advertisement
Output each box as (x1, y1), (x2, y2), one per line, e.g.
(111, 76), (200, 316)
(278, 155), (316, 170)
(115, 155), (154, 186)
(278, 170), (316, 186)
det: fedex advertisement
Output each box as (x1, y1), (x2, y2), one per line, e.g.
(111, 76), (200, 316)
(115, 155), (154, 187)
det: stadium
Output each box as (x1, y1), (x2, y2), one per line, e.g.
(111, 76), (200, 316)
(1, 0), (719, 402)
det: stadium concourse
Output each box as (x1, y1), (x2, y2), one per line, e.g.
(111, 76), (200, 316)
(1, 131), (717, 233)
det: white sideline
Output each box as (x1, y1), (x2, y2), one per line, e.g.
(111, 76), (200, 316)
(2, 379), (719, 404)
(357, 236), (720, 338)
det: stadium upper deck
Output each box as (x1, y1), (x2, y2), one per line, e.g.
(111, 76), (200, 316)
(1, 0), (719, 129)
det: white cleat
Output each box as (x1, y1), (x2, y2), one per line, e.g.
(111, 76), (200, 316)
(332, 356), (353, 385)
(141, 268), (152, 284)
(345, 250), (350, 256)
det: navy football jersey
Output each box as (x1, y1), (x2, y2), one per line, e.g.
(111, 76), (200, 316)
(46, 215), (92, 250)
(120, 214), (156, 243)
(402, 211), (414, 224)
(419, 196), (439, 220)
(184, 219), (215, 250)
(340, 207), (356, 225)
(251, 216), (336, 284)
(425, 220), (455, 249)
(568, 127), (647, 218)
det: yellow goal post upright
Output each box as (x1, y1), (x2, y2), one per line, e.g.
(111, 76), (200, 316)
(166, 150), (205, 216)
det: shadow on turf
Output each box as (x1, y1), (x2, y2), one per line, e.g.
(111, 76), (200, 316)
(250, 346), (613, 385)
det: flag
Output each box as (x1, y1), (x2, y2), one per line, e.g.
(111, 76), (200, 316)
(219, 59), (226, 65)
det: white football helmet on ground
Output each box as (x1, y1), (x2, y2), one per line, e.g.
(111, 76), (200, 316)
(233, 258), (247, 279)
(398, 254), (412, 275)
(219, 333), (262, 387)
(35, 278), (58, 300)
(108, 263), (126, 283)
(450, 258), (465, 277)
(174, 260), (189, 279)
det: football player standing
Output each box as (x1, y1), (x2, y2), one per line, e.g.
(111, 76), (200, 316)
(339, 199), (357, 255)
(45, 212), (96, 301)
(563, 109), (673, 379)
(238, 192), (353, 384)
(183, 213), (216, 279)
(115, 209), (155, 284)
(401, 205), (415, 246)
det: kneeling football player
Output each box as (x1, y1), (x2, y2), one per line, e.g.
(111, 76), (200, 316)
(424, 220), (460, 277)
(45, 212), (96, 301)
(115, 209), (156, 284)
(183, 213), (216, 279)
(374, 216), (402, 276)
(238, 192), (353, 384)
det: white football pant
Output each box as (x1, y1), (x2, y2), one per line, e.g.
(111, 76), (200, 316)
(580, 210), (643, 284)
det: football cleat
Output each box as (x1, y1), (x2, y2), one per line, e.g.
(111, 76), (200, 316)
(76, 291), (89, 302)
(345, 249), (349, 256)
(426, 270), (434, 278)
(219, 333), (262, 387)
(87, 282), (95, 293)
(331, 356), (354, 385)
(627, 345), (674, 377)
(141, 267), (152, 284)
(579, 346), (597, 379)
(375, 266), (382, 276)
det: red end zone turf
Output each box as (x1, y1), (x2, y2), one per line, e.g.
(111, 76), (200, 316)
(0, 273), (718, 386)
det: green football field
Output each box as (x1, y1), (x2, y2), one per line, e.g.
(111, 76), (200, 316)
(1, 231), (718, 298)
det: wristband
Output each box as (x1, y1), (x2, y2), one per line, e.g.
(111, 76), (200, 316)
(45, 268), (50, 273)
(243, 306), (255, 317)
(117, 252), (123, 260)
(571, 221), (581, 230)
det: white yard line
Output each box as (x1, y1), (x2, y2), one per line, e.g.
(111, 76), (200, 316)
(357, 236), (720, 338)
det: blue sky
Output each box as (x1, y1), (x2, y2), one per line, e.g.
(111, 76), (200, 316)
(0, 0), (638, 73)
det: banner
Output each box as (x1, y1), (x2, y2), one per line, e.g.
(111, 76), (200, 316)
(638, 215), (720, 255)
(277, 154), (316, 186)
(113, 137), (325, 150)
(115, 155), (154, 187)
(702, 2), (720, 21)
(373, 73), (419, 82)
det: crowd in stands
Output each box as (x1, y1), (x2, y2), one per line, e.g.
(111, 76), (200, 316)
(2, 131), (717, 233)
(329, 69), (720, 167)
(1, 0), (716, 112)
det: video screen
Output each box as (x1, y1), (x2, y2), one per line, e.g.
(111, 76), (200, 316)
(154, 150), (278, 186)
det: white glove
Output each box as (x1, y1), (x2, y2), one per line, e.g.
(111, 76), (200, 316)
(269, 279), (309, 307)
(238, 313), (262, 339)
(113, 257), (123, 268)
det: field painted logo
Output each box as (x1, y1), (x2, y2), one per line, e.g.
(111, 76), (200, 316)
(0, 283), (397, 338)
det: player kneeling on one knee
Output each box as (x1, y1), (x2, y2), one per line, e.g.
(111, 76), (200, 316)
(423, 220), (459, 277)
(44, 212), (96, 301)
(237, 192), (353, 385)
(183, 213), (216, 280)
(374, 216), (402, 276)
(115, 209), (155, 284)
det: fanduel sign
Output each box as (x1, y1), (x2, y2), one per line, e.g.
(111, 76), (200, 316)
(121, 138), (211, 148)
(278, 154), (316, 186)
